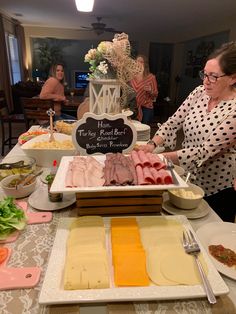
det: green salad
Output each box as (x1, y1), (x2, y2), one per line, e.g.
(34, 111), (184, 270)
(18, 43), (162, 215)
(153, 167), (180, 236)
(0, 197), (27, 240)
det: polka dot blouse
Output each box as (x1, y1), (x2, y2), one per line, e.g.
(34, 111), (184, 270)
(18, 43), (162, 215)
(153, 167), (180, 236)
(156, 85), (236, 196)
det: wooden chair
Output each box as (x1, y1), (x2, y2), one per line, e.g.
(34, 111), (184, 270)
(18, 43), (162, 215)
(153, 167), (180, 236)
(20, 97), (55, 129)
(0, 90), (26, 156)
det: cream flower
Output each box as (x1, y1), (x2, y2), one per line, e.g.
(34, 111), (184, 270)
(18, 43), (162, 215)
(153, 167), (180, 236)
(97, 61), (108, 74)
(84, 48), (97, 62)
(97, 41), (112, 54)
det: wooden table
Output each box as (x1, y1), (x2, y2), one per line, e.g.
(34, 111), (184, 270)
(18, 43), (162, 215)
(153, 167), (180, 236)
(61, 96), (84, 118)
(1, 132), (236, 314)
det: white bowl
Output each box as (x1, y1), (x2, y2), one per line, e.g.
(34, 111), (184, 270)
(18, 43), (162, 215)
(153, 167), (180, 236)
(1, 174), (37, 198)
(21, 133), (76, 167)
(168, 183), (205, 210)
(0, 156), (36, 181)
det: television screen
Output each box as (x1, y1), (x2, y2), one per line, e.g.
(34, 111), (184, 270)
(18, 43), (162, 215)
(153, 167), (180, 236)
(73, 70), (89, 89)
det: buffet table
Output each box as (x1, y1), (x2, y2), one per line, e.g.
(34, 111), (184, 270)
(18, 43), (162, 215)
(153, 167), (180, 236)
(0, 133), (236, 314)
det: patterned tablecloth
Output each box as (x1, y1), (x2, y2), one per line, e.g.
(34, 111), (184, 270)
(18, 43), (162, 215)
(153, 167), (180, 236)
(0, 190), (235, 314)
(0, 139), (236, 314)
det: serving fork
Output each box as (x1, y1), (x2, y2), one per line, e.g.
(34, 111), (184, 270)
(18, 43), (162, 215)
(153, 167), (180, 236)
(164, 157), (178, 185)
(182, 230), (217, 304)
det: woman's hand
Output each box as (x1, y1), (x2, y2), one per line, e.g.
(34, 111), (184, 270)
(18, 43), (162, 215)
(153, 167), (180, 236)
(53, 95), (66, 101)
(134, 143), (155, 153)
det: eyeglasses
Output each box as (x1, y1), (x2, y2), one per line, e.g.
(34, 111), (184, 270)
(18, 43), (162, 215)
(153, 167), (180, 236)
(199, 70), (227, 83)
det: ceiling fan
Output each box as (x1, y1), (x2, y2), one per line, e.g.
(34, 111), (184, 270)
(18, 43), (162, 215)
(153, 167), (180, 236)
(80, 17), (121, 35)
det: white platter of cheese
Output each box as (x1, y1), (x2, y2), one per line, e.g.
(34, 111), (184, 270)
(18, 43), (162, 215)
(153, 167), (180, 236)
(39, 215), (228, 305)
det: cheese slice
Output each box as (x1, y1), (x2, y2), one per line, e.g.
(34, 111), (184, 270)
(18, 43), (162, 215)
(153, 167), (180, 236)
(160, 250), (208, 285)
(111, 217), (149, 287)
(146, 245), (179, 286)
(64, 216), (109, 290)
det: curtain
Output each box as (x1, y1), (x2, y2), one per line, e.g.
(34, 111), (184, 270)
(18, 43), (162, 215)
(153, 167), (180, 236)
(0, 14), (14, 111)
(15, 23), (29, 81)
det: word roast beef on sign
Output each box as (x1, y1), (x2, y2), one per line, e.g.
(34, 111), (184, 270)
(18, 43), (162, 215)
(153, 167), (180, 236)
(72, 113), (137, 155)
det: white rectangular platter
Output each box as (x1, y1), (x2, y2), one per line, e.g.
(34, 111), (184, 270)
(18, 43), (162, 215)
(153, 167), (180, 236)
(50, 156), (188, 193)
(39, 215), (229, 305)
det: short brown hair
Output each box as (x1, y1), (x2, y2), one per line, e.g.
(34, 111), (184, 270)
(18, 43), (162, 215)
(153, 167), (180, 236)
(208, 42), (236, 76)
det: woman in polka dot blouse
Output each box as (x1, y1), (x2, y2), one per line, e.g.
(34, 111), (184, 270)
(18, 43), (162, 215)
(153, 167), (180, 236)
(139, 42), (236, 222)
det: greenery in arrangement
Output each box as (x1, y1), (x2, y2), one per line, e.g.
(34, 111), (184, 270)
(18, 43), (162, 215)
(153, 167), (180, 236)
(0, 197), (27, 240)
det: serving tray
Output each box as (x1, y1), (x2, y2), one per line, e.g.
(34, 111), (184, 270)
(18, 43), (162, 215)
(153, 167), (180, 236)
(50, 156), (188, 193)
(39, 215), (229, 305)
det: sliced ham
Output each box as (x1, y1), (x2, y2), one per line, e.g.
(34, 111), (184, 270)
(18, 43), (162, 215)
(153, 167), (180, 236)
(136, 165), (147, 185)
(150, 168), (173, 185)
(137, 150), (151, 167)
(146, 153), (166, 170)
(142, 166), (155, 184)
(131, 150), (142, 167)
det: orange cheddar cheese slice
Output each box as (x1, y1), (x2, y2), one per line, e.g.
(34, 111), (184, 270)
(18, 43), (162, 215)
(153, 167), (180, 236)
(111, 217), (149, 287)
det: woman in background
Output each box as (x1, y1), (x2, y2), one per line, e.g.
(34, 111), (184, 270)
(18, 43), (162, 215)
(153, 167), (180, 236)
(130, 55), (158, 124)
(40, 63), (74, 120)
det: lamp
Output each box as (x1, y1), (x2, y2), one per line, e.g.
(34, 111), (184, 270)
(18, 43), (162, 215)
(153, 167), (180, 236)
(75, 0), (94, 12)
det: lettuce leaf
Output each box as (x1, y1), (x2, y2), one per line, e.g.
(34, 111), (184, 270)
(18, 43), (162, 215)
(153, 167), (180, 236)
(0, 197), (27, 240)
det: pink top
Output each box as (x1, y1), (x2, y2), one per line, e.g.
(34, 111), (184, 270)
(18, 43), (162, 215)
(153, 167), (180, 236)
(40, 77), (65, 115)
(40, 77), (65, 101)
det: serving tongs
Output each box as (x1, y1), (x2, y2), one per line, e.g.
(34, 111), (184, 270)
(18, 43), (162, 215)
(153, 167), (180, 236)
(0, 160), (26, 170)
(14, 170), (43, 189)
(164, 157), (179, 185)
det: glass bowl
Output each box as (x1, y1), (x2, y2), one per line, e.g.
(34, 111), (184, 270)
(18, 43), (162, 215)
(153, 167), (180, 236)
(0, 156), (36, 181)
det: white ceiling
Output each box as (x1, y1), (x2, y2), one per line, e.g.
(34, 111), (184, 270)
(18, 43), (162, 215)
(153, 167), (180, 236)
(1, 0), (236, 41)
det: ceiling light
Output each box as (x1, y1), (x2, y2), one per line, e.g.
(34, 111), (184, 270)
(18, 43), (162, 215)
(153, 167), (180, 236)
(75, 0), (94, 12)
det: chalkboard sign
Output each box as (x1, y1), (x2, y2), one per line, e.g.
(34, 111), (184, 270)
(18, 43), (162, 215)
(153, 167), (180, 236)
(72, 113), (137, 155)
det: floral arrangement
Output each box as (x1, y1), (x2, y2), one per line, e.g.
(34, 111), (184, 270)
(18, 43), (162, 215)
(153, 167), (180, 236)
(84, 42), (114, 79)
(84, 33), (142, 106)
(84, 33), (141, 80)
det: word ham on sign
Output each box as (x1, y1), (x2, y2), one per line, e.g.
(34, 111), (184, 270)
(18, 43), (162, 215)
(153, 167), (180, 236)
(65, 156), (105, 187)
(130, 151), (173, 185)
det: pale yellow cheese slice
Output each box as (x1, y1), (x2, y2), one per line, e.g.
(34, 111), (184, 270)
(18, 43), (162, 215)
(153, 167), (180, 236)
(160, 249), (208, 285)
(69, 216), (104, 229)
(64, 216), (109, 290)
(146, 245), (179, 286)
(138, 217), (184, 249)
(64, 257), (109, 290)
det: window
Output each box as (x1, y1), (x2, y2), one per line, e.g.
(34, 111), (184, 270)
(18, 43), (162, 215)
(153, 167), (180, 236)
(5, 33), (22, 84)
